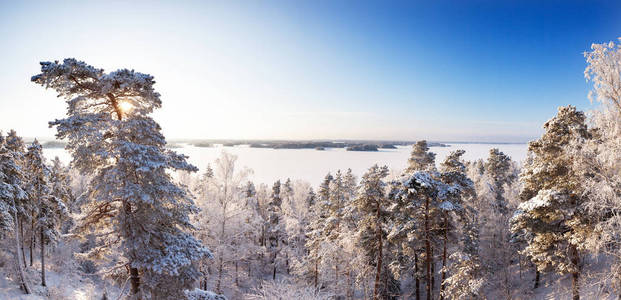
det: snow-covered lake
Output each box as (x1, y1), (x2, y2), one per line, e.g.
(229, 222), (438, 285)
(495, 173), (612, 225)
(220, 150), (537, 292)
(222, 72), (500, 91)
(42, 143), (527, 186)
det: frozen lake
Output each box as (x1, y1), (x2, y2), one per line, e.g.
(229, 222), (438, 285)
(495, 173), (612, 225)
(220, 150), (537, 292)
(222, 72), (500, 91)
(43, 143), (527, 186)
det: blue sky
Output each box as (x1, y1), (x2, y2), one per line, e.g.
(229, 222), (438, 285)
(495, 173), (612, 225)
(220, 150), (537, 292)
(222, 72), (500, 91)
(0, 0), (619, 142)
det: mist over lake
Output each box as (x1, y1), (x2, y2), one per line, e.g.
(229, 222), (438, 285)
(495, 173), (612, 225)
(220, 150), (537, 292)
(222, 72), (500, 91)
(42, 143), (527, 186)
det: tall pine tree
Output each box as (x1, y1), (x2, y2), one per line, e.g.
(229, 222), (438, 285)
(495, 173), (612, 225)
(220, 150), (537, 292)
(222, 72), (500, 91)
(32, 59), (212, 299)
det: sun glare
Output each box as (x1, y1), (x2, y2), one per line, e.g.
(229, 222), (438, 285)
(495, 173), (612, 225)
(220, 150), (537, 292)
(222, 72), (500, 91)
(118, 101), (134, 114)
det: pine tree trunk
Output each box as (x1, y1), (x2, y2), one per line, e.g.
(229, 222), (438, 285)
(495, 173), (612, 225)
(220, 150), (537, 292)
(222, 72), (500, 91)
(518, 253), (522, 279)
(30, 218), (34, 267)
(129, 266), (140, 297)
(440, 215), (448, 300)
(13, 212), (31, 294)
(373, 200), (383, 300)
(40, 228), (46, 286)
(534, 269), (540, 289)
(431, 253), (435, 295)
(425, 196), (432, 300)
(415, 252), (420, 300)
(216, 255), (223, 294)
(235, 261), (239, 287)
(347, 270), (352, 300)
(336, 262), (339, 297)
(314, 258), (319, 289)
(20, 218), (26, 268)
(571, 245), (580, 300)
(572, 271), (580, 300)
(384, 264), (389, 298)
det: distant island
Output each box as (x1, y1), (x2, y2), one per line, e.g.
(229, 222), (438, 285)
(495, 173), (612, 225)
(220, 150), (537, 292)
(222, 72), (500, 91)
(41, 141), (67, 149)
(193, 142), (213, 148)
(346, 144), (379, 152)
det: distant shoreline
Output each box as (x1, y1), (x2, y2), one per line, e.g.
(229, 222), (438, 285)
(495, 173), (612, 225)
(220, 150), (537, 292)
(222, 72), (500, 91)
(34, 138), (529, 150)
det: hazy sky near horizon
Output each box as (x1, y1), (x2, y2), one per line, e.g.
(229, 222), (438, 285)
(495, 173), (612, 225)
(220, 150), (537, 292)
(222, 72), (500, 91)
(1, 1), (620, 142)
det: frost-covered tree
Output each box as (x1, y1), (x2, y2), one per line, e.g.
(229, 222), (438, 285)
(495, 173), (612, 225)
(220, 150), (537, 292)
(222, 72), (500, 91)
(440, 252), (483, 300)
(267, 180), (284, 280)
(25, 140), (68, 286)
(391, 167), (463, 300)
(407, 140), (436, 173)
(388, 144), (441, 299)
(479, 148), (519, 295)
(300, 174), (332, 289)
(32, 59), (212, 299)
(577, 38), (621, 298)
(585, 37), (621, 115)
(0, 132), (13, 232)
(0, 131), (30, 293)
(5, 130), (30, 268)
(353, 165), (391, 299)
(49, 156), (75, 239)
(194, 151), (253, 296)
(280, 181), (313, 279)
(511, 106), (593, 300)
(437, 150), (475, 299)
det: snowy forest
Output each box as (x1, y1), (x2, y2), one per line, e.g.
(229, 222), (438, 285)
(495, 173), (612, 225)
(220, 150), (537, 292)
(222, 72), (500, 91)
(1, 39), (621, 300)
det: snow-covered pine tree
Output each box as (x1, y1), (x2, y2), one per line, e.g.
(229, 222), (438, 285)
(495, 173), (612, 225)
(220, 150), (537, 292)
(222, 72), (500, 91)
(49, 157), (73, 209)
(318, 173), (333, 204)
(305, 188), (316, 208)
(0, 132), (12, 232)
(391, 168), (461, 300)
(484, 148), (516, 215)
(0, 131), (31, 293)
(353, 164), (391, 299)
(388, 140), (438, 299)
(25, 140), (68, 286)
(407, 140), (436, 173)
(511, 106), (593, 300)
(481, 148), (518, 295)
(268, 180), (283, 280)
(49, 156), (75, 233)
(300, 174), (332, 289)
(32, 59), (213, 299)
(437, 150), (481, 300)
(387, 177), (424, 300)
(344, 168), (357, 200)
(5, 130), (30, 269)
(339, 169), (359, 298)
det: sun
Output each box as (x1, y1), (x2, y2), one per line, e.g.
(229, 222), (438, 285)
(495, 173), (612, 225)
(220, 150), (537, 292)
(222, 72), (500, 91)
(118, 101), (134, 114)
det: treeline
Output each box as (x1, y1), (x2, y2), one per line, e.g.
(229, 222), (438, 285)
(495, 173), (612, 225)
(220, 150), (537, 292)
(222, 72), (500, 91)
(0, 132), (72, 293)
(179, 140), (522, 299)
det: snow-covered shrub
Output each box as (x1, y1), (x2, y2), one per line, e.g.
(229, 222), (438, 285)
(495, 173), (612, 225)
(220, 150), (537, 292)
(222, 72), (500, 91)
(244, 279), (331, 300)
(185, 288), (227, 300)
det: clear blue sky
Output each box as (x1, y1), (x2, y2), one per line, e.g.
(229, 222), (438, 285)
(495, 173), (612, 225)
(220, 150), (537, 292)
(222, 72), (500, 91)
(1, 0), (619, 142)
